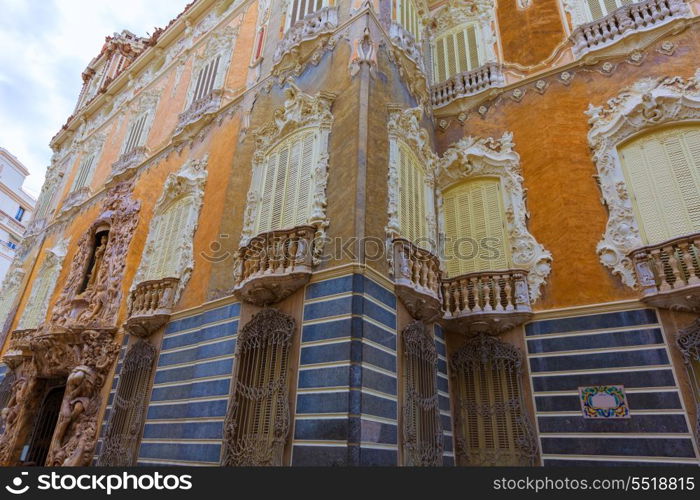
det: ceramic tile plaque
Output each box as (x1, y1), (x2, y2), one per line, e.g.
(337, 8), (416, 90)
(579, 385), (630, 419)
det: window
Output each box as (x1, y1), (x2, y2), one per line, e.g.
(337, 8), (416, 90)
(255, 129), (317, 234)
(142, 196), (196, 281)
(396, 0), (421, 40)
(122, 113), (149, 155)
(14, 207), (25, 222)
(221, 308), (295, 466)
(585, 0), (633, 21)
(442, 178), (510, 277)
(17, 258), (62, 330)
(398, 141), (429, 245)
(432, 24), (482, 83)
(287, 0), (329, 29)
(98, 340), (157, 466)
(402, 321), (443, 466)
(6, 241), (17, 250)
(452, 334), (537, 466)
(71, 154), (96, 192)
(252, 26), (266, 63)
(191, 55), (221, 104)
(619, 125), (700, 245)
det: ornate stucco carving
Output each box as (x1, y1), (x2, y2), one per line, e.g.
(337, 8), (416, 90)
(51, 180), (141, 330)
(585, 69), (700, 287)
(386, 107), (438, 257)
(385, 25), (429, 105)
(273, 6), (339, 77)
(437, 133), (552, 302)
(0, 268), (26, 334)
(131, 156), (208, 305)
(240, 85), (335, 264)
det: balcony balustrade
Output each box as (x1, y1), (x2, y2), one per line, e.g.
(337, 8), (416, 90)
(233, 225), (316, 306)
(126, 277), (180, 337)
(111, 146), (148, 181)
(392, 239), (442, 322)
(441, 269), (532, 334)
(172, 89), (223, 144)
(430, 63), (504, 108)
(571, 0), (690, 57)
(631, 233), (700, 312)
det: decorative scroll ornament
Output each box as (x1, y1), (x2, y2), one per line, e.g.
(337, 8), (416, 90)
(51, 180), (140, 330)
(451, 334), (538, 466)
(386, 107), (438, 254)
(240, 85), (335, 263)
(131, 156), (208, 304)
(221, 309), (295, 466)
(437, 133), (552, 302)
(677, 318), (700, 364)
(98, 340), (157, 466)
(586, 70), (700, 287)
(349, 27), (377, 77)
(402, 321), (443, 466)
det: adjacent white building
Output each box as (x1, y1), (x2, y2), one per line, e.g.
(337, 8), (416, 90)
(0, 148), (36, 282)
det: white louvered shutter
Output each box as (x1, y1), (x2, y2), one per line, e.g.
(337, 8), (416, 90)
(585, 0), (633, 21)
(18, 265), (60, 330)
(288, 0), (328, 28)
(397, 0), (421, 40)
(398, 142), (428, 246)
(192, 55), (221, 104)
(620, 126), (700, 245)
(442, 178), (509, 277)
(145, 197), (194, 281)
(123, 113), (148, 154)
(72, 154), (95, 191)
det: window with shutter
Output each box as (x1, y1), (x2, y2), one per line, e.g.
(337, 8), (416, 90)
(619, 125), (700, 245)
(442, 178), (510, 277)
(143, 196), (196, 282)
(396, 0), (421, 40)
(191, 55), (221, 104)
(452, 334), (537, 466)
(18, 262), (61, 330)
(123, 112), (149, 155)
(584, 0), (633, 21)
(221, 309), (295, 466)
(255, 129), (317, 234)
(432, 24), (481, 83)
(71, 154), (96, 192)
(287, 0), (329, 29)
(398, 141), (429, 246)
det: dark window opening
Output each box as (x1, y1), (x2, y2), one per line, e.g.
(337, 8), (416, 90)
(22, 384), (65, 466)
(14, 207), (25, 222)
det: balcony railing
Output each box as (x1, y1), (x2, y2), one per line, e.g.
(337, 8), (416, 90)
(234, 225), (316, 306)
(441, 269), (532, 333)
(172, 89), (223, 144)
(274, 6), (339, 65)
(430, 63), (504, 108)
(571, 0), (690, 57)
(630, 233), (700, 312)
(126, 277), (180, 337)
(60, 186), (91, 214)
(392, 239), (442, 322)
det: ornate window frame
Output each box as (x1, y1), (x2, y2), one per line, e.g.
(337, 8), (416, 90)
(16, 239), (70, 331)
(184, 25), (238, 108)
(437, 132), (552, 302)
(425, 0), (498, 81)
(120, 89), (160, 155)
(240, 85), (335, 258)
(131, 156), (208, 304)
(386, 107), (438, 253)
(585, 70), (700, 287)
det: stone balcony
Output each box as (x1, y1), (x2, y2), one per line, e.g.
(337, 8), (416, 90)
(571, 0), (690, 57)
(430, 62), (504, 108)
(126, 277), (180, 337)
(630, 233), (700, 312)
(60, 186), (91, 215)
(441, 269), (533, 334)
(172, 89), (224, 145)
(392, 238), (442, 322)
(273, 6), (339, 75)
(233, 225), (316, 306)
(2, 329), (36, 368)
(110, 146), (148, 182)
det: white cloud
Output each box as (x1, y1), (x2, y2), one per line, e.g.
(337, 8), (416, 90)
(0, 0), (190, 196)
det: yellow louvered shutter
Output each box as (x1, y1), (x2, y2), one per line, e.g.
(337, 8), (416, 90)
(620, 126), (700, 245)
(398, 142), (428, 246)
(442, 178), (509, 277)
(432, 24), (481, 83)
(256, 129), (318, 234)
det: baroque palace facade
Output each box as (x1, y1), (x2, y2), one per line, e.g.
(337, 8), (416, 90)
(0, 0), (699, 467)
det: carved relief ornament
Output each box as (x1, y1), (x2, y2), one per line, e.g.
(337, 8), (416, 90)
(386, 107), (438, 248)
(240, 85), (335, 258)
(437, 132), (553, 302)
(185, 24), (239, 106)
(131, 156), (208, 304)
(585, 69), (700, 287)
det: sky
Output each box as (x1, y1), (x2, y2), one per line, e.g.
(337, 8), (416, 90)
(0, 0), (191, 197)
